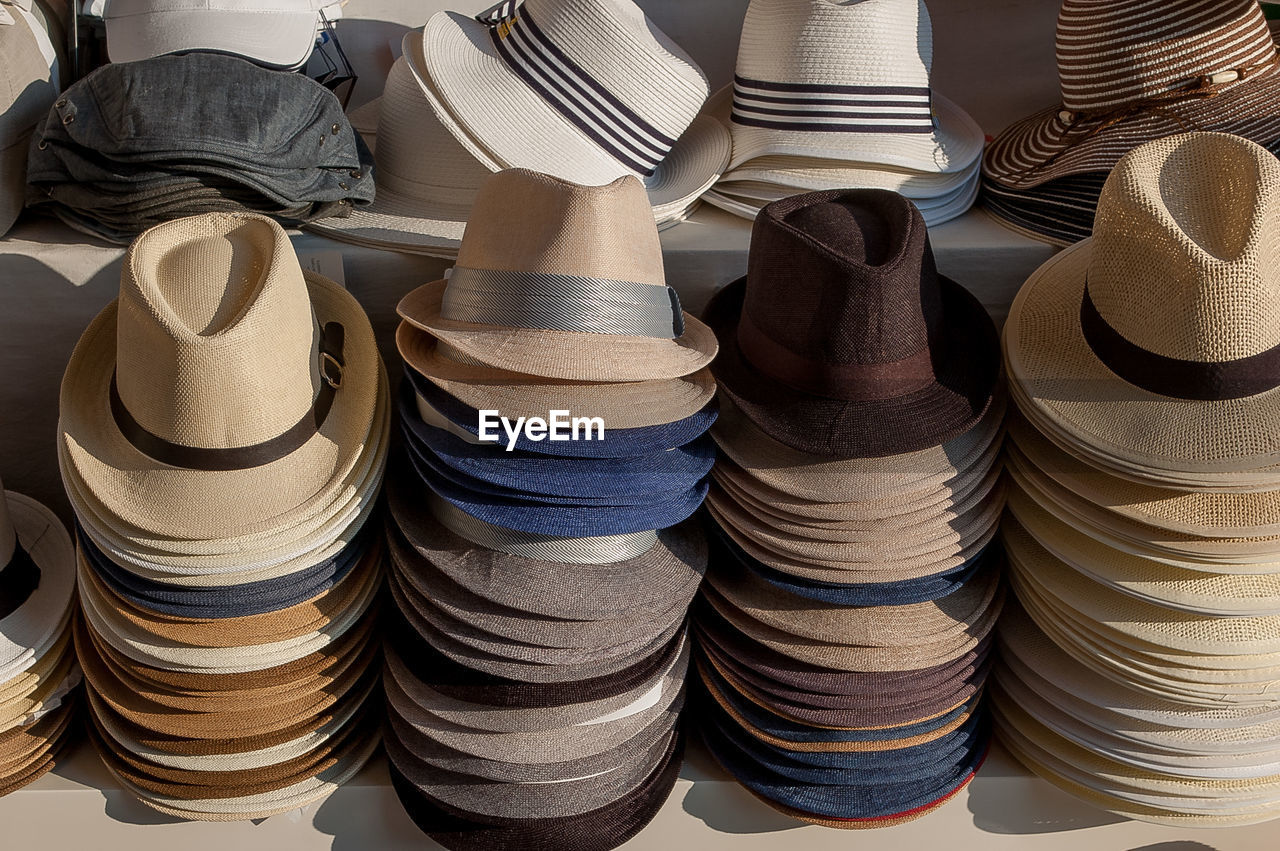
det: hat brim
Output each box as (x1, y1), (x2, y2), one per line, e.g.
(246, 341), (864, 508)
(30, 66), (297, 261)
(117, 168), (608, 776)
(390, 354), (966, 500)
(0, 493), (75, 675)
(398, 280), (718, 382)
(984, 69), (1280, 189)
(59, 271), (383, 541)
(420, 14), (729, 214)
(104, 9), (322, 70)
(703, 274), (1000, 457)
(1006, 238), (1280, 479)
(397, 323), (716, 428)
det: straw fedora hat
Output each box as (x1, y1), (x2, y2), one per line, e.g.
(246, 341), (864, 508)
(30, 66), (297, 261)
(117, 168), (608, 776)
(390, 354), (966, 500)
(704, 188), (999, 457)
(417, 0), (728, 215)
(1005, 132), (1280, 480)
(58, 213), (382, 541)
(985, 0), (1280, 191)
(721, 0), (981, 176)
(0, 479), (75, 679)
(398, 169), (716, 382)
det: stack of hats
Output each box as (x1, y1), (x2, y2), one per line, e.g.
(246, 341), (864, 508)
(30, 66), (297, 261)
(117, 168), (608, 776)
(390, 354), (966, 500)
(309, 0), (730, 257)
(0, 475), (78, 797)
(383, 168), (718, 848)
(703, 0), (985, 227)
(25, 49), (373, 244)
(998, 130), (1280, 825)
(0, 0), (60, 236)
(58, 212), (389, 820)
(693, 188), (1005, 826)
(982, 0), (1280, 246)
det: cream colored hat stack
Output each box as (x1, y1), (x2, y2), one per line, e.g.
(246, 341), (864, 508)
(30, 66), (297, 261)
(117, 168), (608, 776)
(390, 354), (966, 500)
(704, 0), (984, 227)
(999, 131), (1280, 826)
(0, 474), (78, 797)
(57, 212), (390, 820)
(308, 0), (731, 257)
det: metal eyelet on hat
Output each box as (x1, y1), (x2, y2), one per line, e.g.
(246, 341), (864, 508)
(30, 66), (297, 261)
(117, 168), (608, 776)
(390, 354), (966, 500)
(339, 182), (349, 190)
(37, 140), (47, 150)
(349, 171), (362, 179)
(62, 114), (74, 125)
(1057, 109), (1076, 125)
(331, 124), (340, 135)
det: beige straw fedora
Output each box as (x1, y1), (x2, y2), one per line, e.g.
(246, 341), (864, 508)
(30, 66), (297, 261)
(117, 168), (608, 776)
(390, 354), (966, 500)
(1007, 485), (1280, 617)
(397, 168), (716, 382)
(719, 0), (983, 178)
(985, 0), (1280, 191)
(417, 0), (729, 217)
(59, 213), (382, 541)
(1005, 132), (1280, 481)
(397, 323), (717, 430)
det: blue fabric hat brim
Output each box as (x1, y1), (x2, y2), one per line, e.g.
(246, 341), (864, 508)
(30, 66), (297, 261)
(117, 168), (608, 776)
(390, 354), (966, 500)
(77, 523), (373, 618)
(398, 382), (716, 499)
(405, 366), (719, 458)
(401, 445), (710, 537)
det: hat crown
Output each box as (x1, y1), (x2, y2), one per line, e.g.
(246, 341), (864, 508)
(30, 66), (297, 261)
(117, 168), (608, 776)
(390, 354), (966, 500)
(736, 0), (933, 88)
(741, 189), (942, 375)
(114, 213), (323, 451)
(454, 168), (665, 288)
(1090, 132), (1280, 365)
(1055, 0), (1277, 113)
(504, 0), (709, 139)
(375, 53), (488, 215)
(0, 3), (57, 139)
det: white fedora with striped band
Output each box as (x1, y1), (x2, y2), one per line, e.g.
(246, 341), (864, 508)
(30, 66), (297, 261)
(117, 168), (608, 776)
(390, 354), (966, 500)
(985, 0), (1280, 189)
(417, 0), (729, 222)
(719, 0), (983, 177)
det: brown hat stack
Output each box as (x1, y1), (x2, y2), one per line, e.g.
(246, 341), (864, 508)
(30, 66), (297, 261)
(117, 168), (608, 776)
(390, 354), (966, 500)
(57, 212), (390, 820)
(693, 188), (1006, 826)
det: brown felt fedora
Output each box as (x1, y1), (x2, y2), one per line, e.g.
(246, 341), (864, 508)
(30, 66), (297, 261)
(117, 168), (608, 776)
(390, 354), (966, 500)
(702, 188), (999, 458)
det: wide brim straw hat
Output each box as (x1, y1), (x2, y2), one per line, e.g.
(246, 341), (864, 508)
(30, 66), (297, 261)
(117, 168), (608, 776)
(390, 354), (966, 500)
(1006, 485), (1280, 617)
(0, 699), (77, 796)
(58, 217), (383, 542)
(417, 13), (730, 221)
(703, 274), (1000, 460)
(397, 287), (717, 384)
(0, 491), (75, 675)
(1003, 134), (1280, 481)
(396, 324), (716, 429)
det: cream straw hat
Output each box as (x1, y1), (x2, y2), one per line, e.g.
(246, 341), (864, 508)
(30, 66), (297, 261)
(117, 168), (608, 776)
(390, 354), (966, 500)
(1005, 132), (1280, 483)
(0, 479), (75, 679)
(58, 213), (382, 541)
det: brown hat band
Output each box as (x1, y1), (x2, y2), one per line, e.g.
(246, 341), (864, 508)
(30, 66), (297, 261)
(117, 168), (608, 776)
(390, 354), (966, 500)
(1080, 286), (1280, 401)
(108, 322), (346, 471)
(737, 310), (937, 402)
(0, 543), (39, 620)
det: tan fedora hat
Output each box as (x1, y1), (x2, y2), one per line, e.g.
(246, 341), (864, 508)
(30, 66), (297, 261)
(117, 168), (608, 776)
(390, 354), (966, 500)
(396, 169), (716, 382)
(1007, 485), (1280, 617)
(59, 212), (383, 541)
(397, 323), (717, 430)
(1005, 132), (1280, 482)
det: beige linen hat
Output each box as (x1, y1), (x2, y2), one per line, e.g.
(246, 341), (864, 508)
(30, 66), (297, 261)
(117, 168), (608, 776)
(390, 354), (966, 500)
(397, 169), (716, 383)
(417, 0), (729, 220)
(58, 213), (382, 541)
(1005, 132), (1280, 482)
(0, 0), (58, 236)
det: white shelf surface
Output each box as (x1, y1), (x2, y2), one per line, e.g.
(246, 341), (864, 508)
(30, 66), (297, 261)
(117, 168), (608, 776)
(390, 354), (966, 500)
(8, 738), (1280, 850)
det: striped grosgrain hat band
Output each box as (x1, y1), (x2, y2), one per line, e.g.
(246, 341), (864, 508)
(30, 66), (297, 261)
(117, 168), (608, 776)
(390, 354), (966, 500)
(476, 0), (677, 177)
(731, 77), (934, 135)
